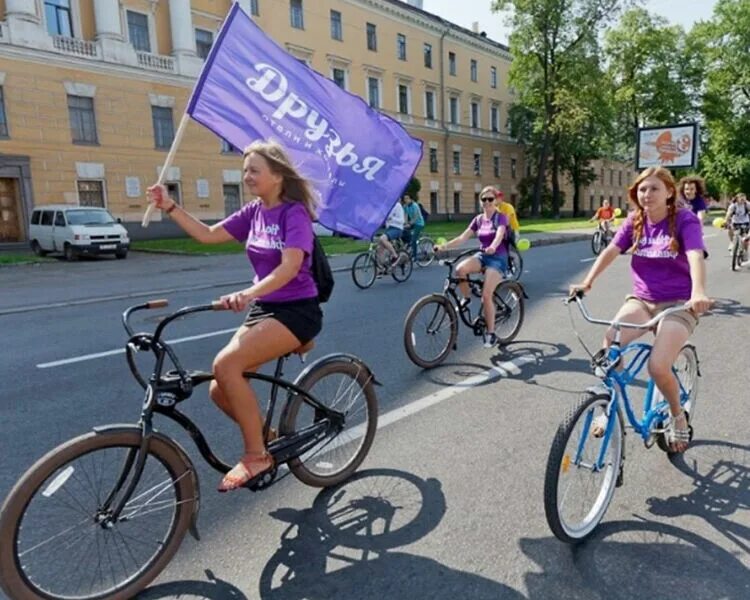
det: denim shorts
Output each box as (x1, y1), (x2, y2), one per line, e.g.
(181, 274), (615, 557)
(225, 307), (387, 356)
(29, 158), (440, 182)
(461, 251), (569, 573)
(475, 252), (508, 274)
(384, 227), (403, 241)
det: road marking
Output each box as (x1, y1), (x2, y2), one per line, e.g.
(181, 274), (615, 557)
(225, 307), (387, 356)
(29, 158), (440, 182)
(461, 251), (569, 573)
(580, 257), (597, 262)
(36, 327), (237, 369)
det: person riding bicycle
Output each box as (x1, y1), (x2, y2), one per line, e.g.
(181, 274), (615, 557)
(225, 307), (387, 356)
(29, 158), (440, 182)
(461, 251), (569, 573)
(590, 199), (615, 233)
(494, 188), (520, 246)
(147, 140), (322, 492)
(570, 166), (711, 454)
(402, 193), (425, 260)
(434, 185), (510, 348)
(725, 192), (750, 250)
(678, 175), (708, 224)
(378, 200), (405, 267)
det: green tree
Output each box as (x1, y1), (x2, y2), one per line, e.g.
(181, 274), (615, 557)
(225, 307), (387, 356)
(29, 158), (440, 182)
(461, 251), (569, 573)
(403, 176), (422, 200)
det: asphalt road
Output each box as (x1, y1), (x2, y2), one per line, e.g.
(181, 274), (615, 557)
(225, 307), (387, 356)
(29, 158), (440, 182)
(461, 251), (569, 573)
(1, 230), (748, 599)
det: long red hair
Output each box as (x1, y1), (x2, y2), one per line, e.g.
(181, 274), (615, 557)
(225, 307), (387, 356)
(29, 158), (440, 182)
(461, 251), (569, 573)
(627, 167), (679, 254)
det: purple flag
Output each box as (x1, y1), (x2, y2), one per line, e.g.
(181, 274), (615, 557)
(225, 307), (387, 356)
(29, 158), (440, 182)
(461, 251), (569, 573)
(187, 3), (423, 239)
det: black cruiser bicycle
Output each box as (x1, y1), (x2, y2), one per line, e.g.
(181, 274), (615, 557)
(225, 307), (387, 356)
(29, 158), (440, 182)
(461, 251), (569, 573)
(0, 299), (378, 600)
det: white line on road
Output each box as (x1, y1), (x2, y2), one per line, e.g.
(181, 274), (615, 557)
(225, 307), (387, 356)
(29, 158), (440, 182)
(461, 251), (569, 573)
(580, 257), (597, 262)
(36, 327), (237, 369)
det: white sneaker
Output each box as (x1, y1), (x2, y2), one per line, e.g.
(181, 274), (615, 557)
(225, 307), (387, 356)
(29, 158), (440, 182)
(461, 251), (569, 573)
(483, 332), (498, 348)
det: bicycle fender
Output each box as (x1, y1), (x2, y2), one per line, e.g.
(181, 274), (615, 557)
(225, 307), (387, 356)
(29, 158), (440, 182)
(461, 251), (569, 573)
(293, 352), (382, 387)
(506, 280), (529, 299)
(91, 424), (202, 541)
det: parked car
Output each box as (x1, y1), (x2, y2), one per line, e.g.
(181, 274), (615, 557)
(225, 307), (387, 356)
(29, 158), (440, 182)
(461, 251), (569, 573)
(29, 205), (130, 260)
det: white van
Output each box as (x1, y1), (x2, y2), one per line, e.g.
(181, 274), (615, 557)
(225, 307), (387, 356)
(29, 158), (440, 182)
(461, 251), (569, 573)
(29, 205), (130, 260)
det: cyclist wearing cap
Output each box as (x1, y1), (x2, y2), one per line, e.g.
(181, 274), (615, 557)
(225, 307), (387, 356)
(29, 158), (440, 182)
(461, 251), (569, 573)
(494, 188), (520, 246)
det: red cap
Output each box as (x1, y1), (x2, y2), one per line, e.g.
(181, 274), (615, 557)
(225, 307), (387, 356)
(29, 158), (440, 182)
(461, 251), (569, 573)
(495, 189), (504, 200)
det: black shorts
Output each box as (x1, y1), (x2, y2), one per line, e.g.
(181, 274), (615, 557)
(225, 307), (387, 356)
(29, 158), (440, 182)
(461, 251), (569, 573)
(243, 298), (322, 344)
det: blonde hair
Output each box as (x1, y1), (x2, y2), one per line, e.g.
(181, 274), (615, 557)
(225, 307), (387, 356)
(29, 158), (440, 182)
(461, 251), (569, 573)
(627, 167), (679, 253)
(243, 140), (318, 219)
(480, 185), (497, 199)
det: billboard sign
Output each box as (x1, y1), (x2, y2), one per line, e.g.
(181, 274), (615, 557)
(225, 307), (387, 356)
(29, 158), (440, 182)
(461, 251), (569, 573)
(636, 123), (699, 170)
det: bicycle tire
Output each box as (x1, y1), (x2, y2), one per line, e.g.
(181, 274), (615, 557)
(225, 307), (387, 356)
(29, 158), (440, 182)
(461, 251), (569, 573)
(544, 392), (623, 544)
(391, 251), (413, 282)
(0, 430), (195, 600)
(492, 281), (525, 345)
(732, 237), (741, 271)
(351, 252), (377, 289)
(591, 231), (603, 255)
(655, 344), (700, 455)
(282, 359), (378, 488)
(415, 237), (435, 267)
(403, 294), (458, 369)
(507, 246), (523, 281)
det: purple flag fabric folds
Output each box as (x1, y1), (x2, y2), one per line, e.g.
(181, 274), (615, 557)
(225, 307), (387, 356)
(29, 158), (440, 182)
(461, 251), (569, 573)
(187, 3), (423, 239)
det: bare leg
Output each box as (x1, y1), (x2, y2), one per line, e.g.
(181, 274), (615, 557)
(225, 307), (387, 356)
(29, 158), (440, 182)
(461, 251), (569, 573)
(455, 257), (482, 301)
(379, 234), (397, 260)
(482, 267), (504, 332)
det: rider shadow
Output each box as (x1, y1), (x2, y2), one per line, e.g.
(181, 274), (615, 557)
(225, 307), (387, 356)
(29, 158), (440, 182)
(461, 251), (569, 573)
(705, 297), (750, 319)
(647, 439), (750, 554)
(422, 361), (505, 387)
(136, 569), (248, 599)
(520, 517), (750, 600)
(258, 468), (525, 599)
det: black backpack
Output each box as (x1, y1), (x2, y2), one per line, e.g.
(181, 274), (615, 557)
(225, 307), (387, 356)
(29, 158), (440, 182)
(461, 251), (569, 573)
(281, 204), (334, 303)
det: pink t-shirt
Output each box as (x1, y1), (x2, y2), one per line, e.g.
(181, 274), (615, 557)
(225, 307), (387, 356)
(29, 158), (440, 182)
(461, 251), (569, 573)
(220, 200), (318, 303)
(470, 212), (509, 254)
(612, 208), (705, 302)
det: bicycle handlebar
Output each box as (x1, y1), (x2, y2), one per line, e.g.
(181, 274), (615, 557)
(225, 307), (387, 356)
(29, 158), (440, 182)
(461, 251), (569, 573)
(122, 299), (228, 338)
(565, 291), (693, 330)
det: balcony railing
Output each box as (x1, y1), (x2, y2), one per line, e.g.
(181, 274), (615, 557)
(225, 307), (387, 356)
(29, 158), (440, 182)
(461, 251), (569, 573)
(52, 35), (99, 58)
(136, 51), (175, 73)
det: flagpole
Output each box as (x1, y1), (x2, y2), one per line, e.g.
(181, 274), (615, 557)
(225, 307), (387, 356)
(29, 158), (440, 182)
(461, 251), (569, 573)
(142, 112), (191, 227)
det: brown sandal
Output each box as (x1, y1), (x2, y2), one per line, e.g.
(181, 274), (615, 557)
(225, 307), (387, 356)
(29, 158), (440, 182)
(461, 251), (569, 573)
(218, 451), (274, 492)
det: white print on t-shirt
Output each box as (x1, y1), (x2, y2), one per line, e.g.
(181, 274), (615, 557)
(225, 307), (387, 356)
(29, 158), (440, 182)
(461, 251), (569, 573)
(633, 233), (677, 259)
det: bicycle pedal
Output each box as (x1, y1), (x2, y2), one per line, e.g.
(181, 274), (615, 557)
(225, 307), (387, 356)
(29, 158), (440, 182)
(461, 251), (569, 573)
(245, 466), (278, 492)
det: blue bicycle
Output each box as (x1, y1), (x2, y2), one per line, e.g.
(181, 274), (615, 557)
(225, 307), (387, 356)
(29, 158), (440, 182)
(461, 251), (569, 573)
(544, 291), (700, 543)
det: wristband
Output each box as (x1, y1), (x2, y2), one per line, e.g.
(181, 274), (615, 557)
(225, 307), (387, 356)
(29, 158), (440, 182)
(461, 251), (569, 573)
(165, 203), (177, 214)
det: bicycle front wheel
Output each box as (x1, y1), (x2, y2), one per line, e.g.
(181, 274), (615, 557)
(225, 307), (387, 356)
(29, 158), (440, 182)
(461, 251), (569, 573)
(0, 430), (196, 600)
(492, 281), (524, 345)
(351, 252), (377, 289)
(591, 231), (603, 255)
(403, 294), (458, 369)
(416, 237), (435, 267)
(391, 251), (413, 282)
(507, 246), (523, 281)
(544, 392), (623, 544)
(732, 238), (742, 271)
(282, 359), (378, 488)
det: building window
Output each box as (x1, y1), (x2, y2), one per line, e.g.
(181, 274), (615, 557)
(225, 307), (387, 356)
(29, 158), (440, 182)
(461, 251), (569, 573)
(430, 191), (438, 214)
(449, 97), (458, 124)
(366, 23), (377, 51)
(453, 191), (461, 213)
(397, 33), (406, 61)
(474, 192), (480, 213)
(195, 29), (213, 60)
(330, 10), (342, 40)
(493, 155), (500, 177)
(398, 84), (409, 114)
(429, 148), (438, 173)
(152, 106), (174, 149)
(470, 102), (479, 129)
(290, 0), (304, 29)
(221, 139), (240, 154)
(127, 11), (150, 52)
(424, 43), (432, 68)
(448, 52), (456, 76)
(68, 95), (98, 144)
(250, 0), (259, 15)
(491, 106), (499, 132)
(332, 68), (346, 89)
(0, 88), (8, 138)
(77, 180), (105, 208)
(473, 152), (481, 175)
(490, 66), (497, 88)
(470, 59), (477, 82)
(511, 158), (517, 179)
(609, 169), (614, 186)
(425, 90), (435, 120)
(618, 170), (622, 186)
(45, 0), (73, 36)
(367, 77), (380, 108)
(452, 150), (461, 174)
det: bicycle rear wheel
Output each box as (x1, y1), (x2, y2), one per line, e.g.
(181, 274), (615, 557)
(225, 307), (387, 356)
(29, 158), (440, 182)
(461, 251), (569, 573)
(282, 359), (378, 488)
(391, 251), (413, 282)
(492, 281), (524, 345)
(544, 392), (623, 544)
(416, 237), (435, 267)
(0, 430), (196, 600)
(351, 252), (377, 289)
(507, 246), (523, 281)
(403, 294), (458, 369)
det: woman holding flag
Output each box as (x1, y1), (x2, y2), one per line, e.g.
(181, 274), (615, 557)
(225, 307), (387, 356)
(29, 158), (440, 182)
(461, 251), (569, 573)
(147, 140), (322, 492)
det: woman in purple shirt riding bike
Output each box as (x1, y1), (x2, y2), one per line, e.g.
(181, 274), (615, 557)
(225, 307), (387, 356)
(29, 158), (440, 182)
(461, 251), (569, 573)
(147, 140), (321, 491)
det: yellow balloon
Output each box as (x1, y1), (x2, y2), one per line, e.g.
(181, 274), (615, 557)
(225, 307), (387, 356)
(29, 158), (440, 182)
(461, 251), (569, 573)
(516, 238), (531, 252)
(614, 207), (622, 217)
(436, 237), (447, 246)
(614, 218), (622, 226)
(712, 217), (726, 229)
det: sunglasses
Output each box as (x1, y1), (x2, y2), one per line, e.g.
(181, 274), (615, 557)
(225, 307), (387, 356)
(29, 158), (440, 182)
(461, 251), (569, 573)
(480, 197), (495, 203)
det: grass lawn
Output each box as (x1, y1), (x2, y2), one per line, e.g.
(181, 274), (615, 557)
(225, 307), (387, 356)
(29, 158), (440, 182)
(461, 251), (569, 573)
(0, 254), (49, 265)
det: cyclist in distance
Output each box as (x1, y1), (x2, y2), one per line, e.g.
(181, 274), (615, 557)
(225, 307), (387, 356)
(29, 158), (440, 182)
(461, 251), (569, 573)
(434, 185), (510, 347)
(725, 192), (750, 250)
(402, 193), (425, 259)
(569, 167), (711, 453)
(378, 200), (405, 266)
(494, 188), (520, 246)
(147, 140), (322, 492)
(590, 198), (615, 233)
(678, 175), (708, 224)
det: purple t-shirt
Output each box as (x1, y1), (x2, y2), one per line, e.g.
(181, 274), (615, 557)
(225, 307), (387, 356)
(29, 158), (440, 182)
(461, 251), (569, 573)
(613, 208), (705, 302)
(688, 196), (707, 215)
(220, 200), (318, 303)
(470, 213), (509, 254)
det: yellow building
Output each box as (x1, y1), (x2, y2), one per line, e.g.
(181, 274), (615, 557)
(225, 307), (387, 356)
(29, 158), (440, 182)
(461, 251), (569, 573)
(0, 0), (526, 244)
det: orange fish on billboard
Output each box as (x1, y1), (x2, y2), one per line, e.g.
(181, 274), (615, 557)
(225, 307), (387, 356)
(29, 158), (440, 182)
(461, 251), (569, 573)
(650, 131), (693, 164)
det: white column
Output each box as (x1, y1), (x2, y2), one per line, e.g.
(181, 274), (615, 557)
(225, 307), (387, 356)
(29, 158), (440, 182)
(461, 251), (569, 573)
(6, 0), (37, 21)
(168, 0), (197, 57)
(93, 0), (123, 40)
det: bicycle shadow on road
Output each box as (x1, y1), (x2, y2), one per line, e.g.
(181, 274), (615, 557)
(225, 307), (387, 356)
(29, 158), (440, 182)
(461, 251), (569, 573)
(647, 439), (750, 555)
(136, 568), (248, 599)
(521, 517), (750, 600)
(257, 468), (525, 599)
(707, 297), (750, 319)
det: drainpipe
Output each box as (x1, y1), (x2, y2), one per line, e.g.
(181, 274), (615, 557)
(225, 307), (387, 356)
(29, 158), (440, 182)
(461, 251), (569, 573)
(439, 24), (451, 220)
